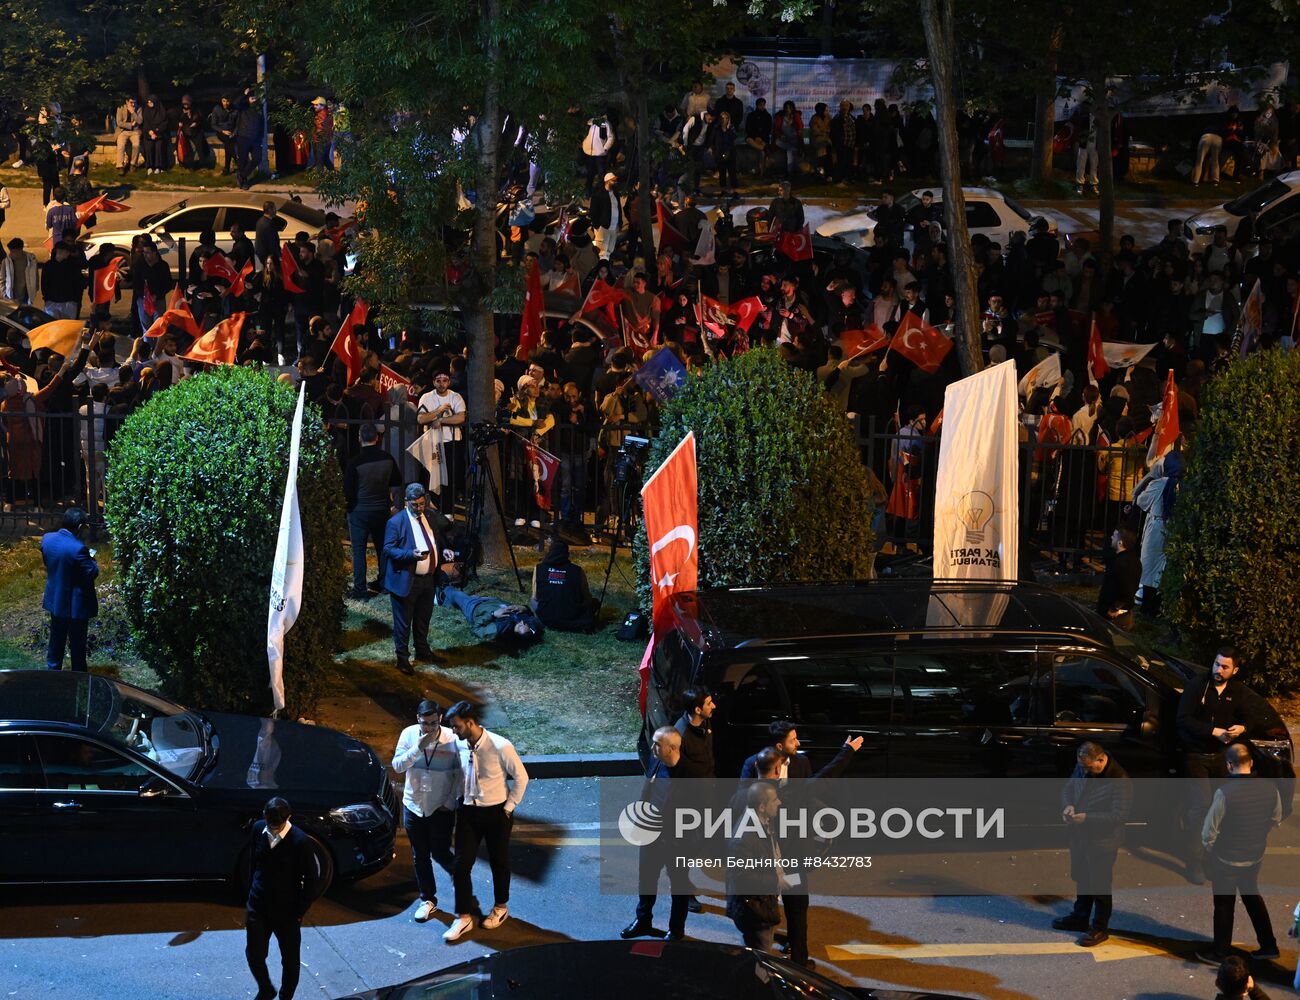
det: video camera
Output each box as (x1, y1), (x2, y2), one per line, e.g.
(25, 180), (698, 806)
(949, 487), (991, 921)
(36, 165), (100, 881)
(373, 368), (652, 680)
(469, 419), (508, 448)
(613, 435), (651, 488)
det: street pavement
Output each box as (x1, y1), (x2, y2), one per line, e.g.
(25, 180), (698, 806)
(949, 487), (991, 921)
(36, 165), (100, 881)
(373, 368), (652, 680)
(2, 775), (1296, 1000)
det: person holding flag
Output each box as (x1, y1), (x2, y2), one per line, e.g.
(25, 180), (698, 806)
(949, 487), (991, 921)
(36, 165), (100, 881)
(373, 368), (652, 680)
(129, 242), (173, 338)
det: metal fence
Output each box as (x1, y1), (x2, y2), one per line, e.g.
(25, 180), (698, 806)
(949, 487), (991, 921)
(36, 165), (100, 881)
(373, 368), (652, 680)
(0, 409), (1141, 570)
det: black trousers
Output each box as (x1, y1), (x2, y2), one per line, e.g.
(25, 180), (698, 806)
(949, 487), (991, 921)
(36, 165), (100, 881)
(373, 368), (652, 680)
(635, 841), (692, 935)
(1069, 843), (1117, 929)
(245, 910), (301, 999)
(405, 806), (456, 903)
(390, 573), (436, 663)
(1209, 856), (1277, 953)
(1185, 751), (1228, 863)
(348, 508), (388, 594)
(453, 802), (513, 915)
(783, 892), (811, 962)
(47, 615), (88, 671)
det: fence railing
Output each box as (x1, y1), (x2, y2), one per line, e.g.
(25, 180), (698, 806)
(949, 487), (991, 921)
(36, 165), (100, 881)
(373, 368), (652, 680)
(1, 409), (1142, 570)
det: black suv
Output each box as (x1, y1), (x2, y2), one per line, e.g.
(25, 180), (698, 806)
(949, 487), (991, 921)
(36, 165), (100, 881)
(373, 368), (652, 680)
(0, 670), (397, 888)
(640, 580), (1293, 779)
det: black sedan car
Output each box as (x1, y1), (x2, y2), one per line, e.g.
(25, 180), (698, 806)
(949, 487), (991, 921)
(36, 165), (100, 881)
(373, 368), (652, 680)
(337, 940), (976, 1000)
(0, 669), (397, 888)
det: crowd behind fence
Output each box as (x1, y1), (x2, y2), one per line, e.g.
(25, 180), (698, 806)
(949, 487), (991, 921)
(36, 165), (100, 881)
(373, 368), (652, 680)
(1, 409), (1131, 571)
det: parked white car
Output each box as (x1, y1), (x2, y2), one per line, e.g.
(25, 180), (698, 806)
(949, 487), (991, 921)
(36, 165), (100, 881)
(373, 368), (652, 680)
(1184, 170), (1300, 254)
(816, 187), (1054, 253)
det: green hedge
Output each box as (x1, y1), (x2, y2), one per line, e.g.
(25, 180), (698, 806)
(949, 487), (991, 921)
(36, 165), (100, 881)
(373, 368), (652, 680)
(1163, 348), (1300, 693)
(105, 367), (347, 714)
(634, 348), (876, 611)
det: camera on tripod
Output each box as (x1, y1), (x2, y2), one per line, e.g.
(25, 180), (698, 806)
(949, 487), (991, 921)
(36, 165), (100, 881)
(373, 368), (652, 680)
(613, 435), (651, 488)
(469, 419), (507, 448)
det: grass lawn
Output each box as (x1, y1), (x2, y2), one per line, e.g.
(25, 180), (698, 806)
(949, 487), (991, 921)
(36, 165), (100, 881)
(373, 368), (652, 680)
(0, 535), (644, 757)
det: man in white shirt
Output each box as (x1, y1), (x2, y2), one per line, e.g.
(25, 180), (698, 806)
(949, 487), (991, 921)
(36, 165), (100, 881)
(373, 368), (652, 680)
(443, 699), (529, 942)
(392, 699), (461, 923)
(417, 372), (467, 498)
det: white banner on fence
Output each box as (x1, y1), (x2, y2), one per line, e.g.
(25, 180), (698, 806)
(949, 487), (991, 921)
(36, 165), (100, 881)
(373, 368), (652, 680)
(933, 361), (1019, 581)
(1054, 63), (1288, 119)
(704, 55), (932, 115)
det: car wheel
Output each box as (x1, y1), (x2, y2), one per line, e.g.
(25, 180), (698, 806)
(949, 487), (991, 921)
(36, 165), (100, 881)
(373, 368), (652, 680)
(305, 833), (336, 897)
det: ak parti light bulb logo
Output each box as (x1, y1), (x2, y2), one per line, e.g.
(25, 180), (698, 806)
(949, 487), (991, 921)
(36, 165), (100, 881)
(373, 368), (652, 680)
(957, 490), (995, 546)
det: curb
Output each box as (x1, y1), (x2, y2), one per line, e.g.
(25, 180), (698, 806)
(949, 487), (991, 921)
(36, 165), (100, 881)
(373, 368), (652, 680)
(520, 752), (642, 779)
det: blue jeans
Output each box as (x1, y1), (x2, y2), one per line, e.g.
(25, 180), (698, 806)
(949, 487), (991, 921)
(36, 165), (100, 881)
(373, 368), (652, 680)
(47, 615), (89, 671)
(443, 586), (492, 623)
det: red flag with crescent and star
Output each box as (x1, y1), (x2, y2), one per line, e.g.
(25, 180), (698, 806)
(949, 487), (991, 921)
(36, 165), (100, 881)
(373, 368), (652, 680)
(184, 313), (246, 365)
(525, 439), (561, 511)
(281, 243), (306, 294)
(1147, 370), (1180, 465)
(330, 299), (369, 385)
(637, 431), (698, 715)
(230, 259), (254, 298)
(520, 256), (545, 358)
(1088, 313), (1109, 382)
(92, 256), (124, 306)
(726, 296), (764, 333)
(777, 225), (814, 262)
(202, 252), (239, 285)
(890, 311), (953, 374)
(840, 325), (890, 357)
(145, 300), (202, 339)
(656, 200), (689, 252)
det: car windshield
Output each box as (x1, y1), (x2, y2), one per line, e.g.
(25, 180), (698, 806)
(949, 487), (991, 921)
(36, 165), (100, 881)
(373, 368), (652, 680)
(17, 672), (207, 779)
(1002, 194), (1035, 222)
(389, 969), (490, 999)
(1104, 627), (1186, 688)
(1223, 178), (1291, 216)
(10, 306), (55, 331)
(895, 193), (921, 213)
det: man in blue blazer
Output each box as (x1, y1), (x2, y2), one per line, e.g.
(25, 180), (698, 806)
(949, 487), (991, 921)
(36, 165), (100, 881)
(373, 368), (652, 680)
(41, 507), (99, 671)
(383, 484), (452, 674)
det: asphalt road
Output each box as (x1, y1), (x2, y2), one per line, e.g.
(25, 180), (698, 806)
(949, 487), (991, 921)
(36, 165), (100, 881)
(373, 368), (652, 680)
(3, 775), (1296, 1000)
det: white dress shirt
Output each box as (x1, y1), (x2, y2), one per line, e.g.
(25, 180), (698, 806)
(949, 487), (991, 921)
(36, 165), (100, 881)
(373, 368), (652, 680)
(405, 509), (436, 575)
(392, 723), (461, 817)
(456, 729), (529, 813)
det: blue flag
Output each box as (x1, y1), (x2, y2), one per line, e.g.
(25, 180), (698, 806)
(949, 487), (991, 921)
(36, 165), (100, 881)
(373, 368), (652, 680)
(634, 348), (688, 403)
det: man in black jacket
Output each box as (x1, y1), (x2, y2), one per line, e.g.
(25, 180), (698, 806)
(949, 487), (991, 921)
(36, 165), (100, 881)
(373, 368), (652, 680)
(1177, 645), (1259, 884)
(530, 536), (597, 631)
(344, 422), (402, 598)
(209, 95), (238, 174)
(1195, 742), (1283, 965)
(621, 725), (691, 940)
(40, 241), (84, 319)
(674, 686), (715, 913)
(255, 201), (281, 266)
(1096, 527), (1141, 629)
(1052, 742), (1132, 947)
(245, 797), (319, 1000)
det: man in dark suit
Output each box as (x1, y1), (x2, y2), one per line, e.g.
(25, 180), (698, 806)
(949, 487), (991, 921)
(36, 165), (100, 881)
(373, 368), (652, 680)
(383, 483), (452, 674)
(1096, 526), (1141, 630)
(41, 507), (99, 671)
(738, 719), (862, 783)
(245, 796), (319, 1000)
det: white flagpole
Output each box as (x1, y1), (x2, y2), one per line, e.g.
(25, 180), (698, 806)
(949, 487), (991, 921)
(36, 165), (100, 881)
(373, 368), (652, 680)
(267, 383), (307, 713)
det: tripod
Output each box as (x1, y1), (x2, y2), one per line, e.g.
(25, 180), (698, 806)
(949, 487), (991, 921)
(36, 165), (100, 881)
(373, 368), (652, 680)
(464, 437), (524, 592)
(597, 466), (642, 613)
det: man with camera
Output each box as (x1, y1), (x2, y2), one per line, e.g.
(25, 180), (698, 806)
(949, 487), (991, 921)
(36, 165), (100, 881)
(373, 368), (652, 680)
(383, 483), (456, 674)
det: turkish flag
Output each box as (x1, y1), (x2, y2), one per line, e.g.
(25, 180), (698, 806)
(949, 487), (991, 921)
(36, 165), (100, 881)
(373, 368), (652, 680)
(230, 259), (254, 298)
(323, 218), (357, 251)
(1147, 370), (1180, 465)
(726, 296), (764, 333)
(184, 312), (246, 365)
(377, 363), (416, 402)
(330, 299), (369, 385)
(890, 311), (953, 374)
(145, 301), (202, 339)
(140, 284), (157, 325)
(638, 431), (698, 714)
(75, 194), (107, 227)
(1087, 314), (1109, 381)
(840, 325), (890, 357)
(281, 243), (306, 294)
(519, 256), (545, 358)
(777, 225), (814, 262)
(202, 252), (238, 284)
(525, 440), (561, 511)
(92, 257), (124, 306)
(698, 295), (731, 340)
(581, 280), (628, 330)
(656, 200), (689, 252)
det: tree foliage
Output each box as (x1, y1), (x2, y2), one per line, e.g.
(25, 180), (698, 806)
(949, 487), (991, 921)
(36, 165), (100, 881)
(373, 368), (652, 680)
(104, 367), (346, 714)
(1163, 349), (1300, 694)
(634, 349), (876, 612)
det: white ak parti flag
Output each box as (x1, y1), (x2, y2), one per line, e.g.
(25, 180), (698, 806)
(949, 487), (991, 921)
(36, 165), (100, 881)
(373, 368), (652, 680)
(933, 360), (1019, 581)
(267, 383), (307, 713)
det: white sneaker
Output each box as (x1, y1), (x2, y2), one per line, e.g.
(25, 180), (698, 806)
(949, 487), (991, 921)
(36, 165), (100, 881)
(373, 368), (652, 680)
(529, 519), (541, 529)
(481, 905), (509, 930)
(10, 160), (23, 168)
(413, 899), (436, 922)
(443, 914), (475, 942)
(513, 518), (526, 527)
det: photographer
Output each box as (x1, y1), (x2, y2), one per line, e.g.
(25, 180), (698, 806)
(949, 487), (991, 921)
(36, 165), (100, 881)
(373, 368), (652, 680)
(530, 536), (598, 632)
(596, 373), (648, 531)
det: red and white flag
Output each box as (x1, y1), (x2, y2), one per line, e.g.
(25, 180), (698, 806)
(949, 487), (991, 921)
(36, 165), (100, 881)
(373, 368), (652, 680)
(92, 257), (124, 306)
(840, 325), (890, 357)
(519, 256), (545, 358)
(330, 299), (368, 385)
(202, 252), (239, 284)
(555, 206), (572, 246)
(777, 225), (814, 262)
(726, 296), (764, 333)
(580, 280), (628, 330)
(655, 200), (689, 252)
(1238, 277), (1264, 359)
(525, 440), (561, 511)
(75, 194), (130, 228)
(230, 259), (254, 298)
(141, 284), (157, 325)
(378, 363), (416, 402)
(638, 432), (699, 715)
(281, 243), (306, 294)
(145, 299), (202, 339)
(184, 313), (246, 366)
(1147, 370), (1180, 465)
(699, 295), (731, 340)
(1087, 314), (1109, 382)
(891, 311), (954, 374)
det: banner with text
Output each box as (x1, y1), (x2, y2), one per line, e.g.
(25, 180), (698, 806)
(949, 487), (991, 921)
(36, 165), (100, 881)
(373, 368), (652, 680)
(704, 55), (931, 116)
(933, 361), (1019, 580)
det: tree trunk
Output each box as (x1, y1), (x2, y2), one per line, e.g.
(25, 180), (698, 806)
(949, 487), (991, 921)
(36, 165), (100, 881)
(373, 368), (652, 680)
(1093, 79), (1115, 256)
(921, 0), (982, 376)
(136, 65), (151, 101)
(819, 0), (836, 57)
(466, 0), (510, 568)
(635, 90), (657, 286)
(1029, 23), (1063, 186)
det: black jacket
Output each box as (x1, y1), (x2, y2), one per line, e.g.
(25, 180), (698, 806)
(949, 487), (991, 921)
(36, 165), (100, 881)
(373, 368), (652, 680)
(1096, 547), (1140, 618)
(41, 256), (84, 302)
(1177, 677), (1251, 754)
(674, 712), (714, 779)
(588, 188), (622, 230)
(531, 539), (595, 632)
(1060, 756), (1132, 851)
(245, 821), (317, 922)
(343, 445), (401, 513)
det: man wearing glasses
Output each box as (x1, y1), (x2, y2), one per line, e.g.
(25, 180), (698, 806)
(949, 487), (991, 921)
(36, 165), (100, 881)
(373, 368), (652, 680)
(383, 483), (456, 674)
(392, 699), (461, 923)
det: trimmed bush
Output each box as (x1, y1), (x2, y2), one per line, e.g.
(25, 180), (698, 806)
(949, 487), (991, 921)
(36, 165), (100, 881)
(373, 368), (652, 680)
(105, 367), (347, 714)
(634, 348), (876, 611)
(1163, 348), (1300, 693)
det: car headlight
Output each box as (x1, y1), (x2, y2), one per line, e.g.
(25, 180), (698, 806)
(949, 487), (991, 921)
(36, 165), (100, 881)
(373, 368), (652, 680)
(329, 803), (386, 830)
(1195, 226), (1216, 235)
